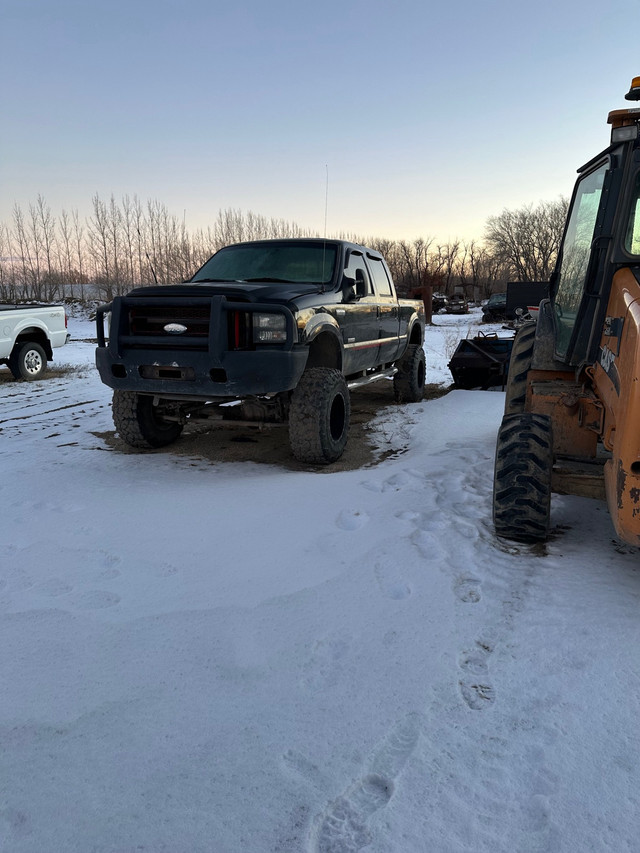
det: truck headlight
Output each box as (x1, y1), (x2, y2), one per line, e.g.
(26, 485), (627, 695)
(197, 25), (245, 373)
(253, 313), (287, 343)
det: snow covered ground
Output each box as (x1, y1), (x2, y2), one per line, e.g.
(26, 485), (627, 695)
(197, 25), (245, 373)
(2, 308), (640, 853)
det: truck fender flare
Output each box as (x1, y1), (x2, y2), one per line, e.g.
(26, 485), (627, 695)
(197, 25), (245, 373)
(406, 315), (424, 346)
(302, 313), (344, 371)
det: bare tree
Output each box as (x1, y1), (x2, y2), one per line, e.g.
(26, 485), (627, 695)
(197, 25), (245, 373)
(429, 241), (460, 294)
(72, 209), (86, 297)
(33, 195), (58, 299)
(87, 193), (113, 299)
(12, 204), (37, 298)
(0, 222), (16, 301)
(485, 198), (568, 282)
(456, 240), (508, 299)
(58, 209), (74, 294)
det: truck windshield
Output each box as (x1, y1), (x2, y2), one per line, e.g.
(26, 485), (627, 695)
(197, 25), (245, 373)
(191, 242), (338, 285)
(553, 162), (608, 358)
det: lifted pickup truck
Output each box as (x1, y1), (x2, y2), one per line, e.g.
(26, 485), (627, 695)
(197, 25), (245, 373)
(96, 238), (426, 463)
(0, 303), (68, 380)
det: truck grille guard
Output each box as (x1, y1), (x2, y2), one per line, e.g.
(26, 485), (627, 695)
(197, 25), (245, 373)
(96, 294), (297, 357)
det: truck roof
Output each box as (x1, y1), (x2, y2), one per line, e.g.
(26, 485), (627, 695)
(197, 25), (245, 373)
(220, 237), (384, 260)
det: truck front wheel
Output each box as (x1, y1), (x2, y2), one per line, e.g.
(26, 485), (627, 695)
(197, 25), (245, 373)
(112, 390), (184, 449)
(9, 341), (47, 380)
(289, 368), (350, 464)
(393, 344), (426, 402)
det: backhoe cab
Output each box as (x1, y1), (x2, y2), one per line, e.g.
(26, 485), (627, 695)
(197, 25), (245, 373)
(493, 76), (640, 546)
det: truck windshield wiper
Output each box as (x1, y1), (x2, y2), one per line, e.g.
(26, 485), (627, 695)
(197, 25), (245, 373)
(191, 278), (243, 283)
(242, 277), (297, 283)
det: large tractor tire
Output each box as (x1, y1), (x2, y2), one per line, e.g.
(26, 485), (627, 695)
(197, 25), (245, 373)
(289, 367), (350, 464)
(9, 341), (47, 380)
(393, 344), (426, 403)
(493, 412), (553, 543)
(504, 321), (536, 414)
(112, 390), (184, 449)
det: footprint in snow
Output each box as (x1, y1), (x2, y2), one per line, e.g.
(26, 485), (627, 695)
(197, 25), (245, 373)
(458, 642), (495, 710)
(454, 576), (482, 604)
(359, 471), (411, 494)
(374, 562), (412, 600)
(71, 590), (121, 610)
(282, 749), (330, 792)
(336, 509), (369, 531)
(36, 577), (73, 597)
(309, 714), (420, 853)
(300, 636), (350, 692)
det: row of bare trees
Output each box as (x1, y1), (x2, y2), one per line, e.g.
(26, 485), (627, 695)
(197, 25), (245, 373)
(0, 194), (568, 303)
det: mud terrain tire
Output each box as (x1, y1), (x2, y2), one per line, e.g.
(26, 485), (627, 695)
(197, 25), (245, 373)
(493, 412), (553, 542)
(289, 367), (350, 464)
(393, 344), (426, 403)
(504, 321), (536, 414)
(9, 341), (47, 380)
(112, 390), (184, 449)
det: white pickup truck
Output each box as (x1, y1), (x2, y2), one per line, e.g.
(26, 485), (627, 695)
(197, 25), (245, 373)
(0, 303), (69, 380)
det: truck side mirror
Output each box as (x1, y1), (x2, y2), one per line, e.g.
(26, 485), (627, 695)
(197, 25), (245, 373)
(355, 270), (368, 299)
(342, 274), (357, 303)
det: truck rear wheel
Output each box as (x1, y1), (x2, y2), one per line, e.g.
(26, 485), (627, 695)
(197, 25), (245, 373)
(9, 341), (47, 380)
(112, 390), (184, 449)
(393, 344), (426, 402)
(289, 368), (350, 464)
(493, 412), (553, 542)
(504, 321), (536, 414)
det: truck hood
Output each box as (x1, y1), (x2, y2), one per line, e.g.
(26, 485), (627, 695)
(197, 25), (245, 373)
(126, 281), (326, 305)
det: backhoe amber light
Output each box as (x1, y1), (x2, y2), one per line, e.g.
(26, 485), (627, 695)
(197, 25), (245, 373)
(625, 76), (640, 101)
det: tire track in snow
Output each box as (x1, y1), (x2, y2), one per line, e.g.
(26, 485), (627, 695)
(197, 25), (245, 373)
(0, 370), (109, 452)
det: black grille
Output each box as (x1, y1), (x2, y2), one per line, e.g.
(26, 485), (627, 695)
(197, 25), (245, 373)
(129, 305), (211, 337)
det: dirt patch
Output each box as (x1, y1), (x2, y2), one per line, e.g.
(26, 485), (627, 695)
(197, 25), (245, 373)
(0, 364), (92, 383)
(94, 382), (450, 472)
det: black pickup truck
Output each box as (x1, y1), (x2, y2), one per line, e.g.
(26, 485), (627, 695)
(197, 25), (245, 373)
(96, 238), (426, 463)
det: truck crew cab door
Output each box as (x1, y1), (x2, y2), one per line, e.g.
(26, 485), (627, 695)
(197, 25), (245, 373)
(339, 249), (381, 374)
(366, 254), (401, 363)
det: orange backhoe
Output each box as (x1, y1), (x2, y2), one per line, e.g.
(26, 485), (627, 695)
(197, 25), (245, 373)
(493, 76), (640, 546)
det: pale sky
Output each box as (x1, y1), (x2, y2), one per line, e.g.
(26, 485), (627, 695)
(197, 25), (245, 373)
(1, 0), (637, 243)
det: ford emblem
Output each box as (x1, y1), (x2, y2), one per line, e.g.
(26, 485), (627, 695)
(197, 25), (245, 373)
(164, 323), (188, 334)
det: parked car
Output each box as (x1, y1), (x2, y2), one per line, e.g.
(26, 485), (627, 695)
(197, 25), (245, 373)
(482, 292), (507, 322)
(432, 292), (448, 313)
(446, 295), (469, 314)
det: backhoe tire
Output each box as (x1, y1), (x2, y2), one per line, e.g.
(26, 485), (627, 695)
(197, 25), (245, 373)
(493, 412), (553, 543)
(504, 321), (536, 414)
(289, 368), (350, 464)
(112, 390), (183, 449)
(9, 341), (47, 380)
(393, 344), (426, 403)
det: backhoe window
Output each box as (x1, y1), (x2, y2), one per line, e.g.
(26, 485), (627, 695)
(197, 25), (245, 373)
(553, 163), (607, 357)
(624, 171), (640, 255)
